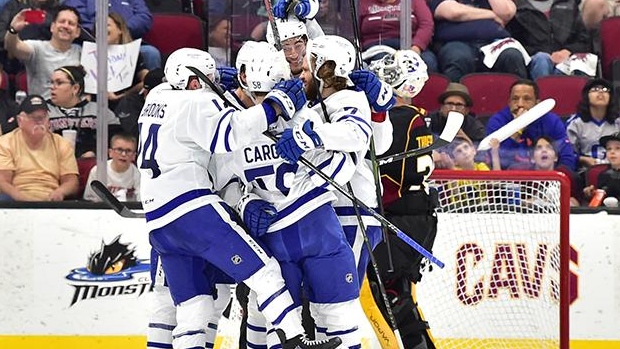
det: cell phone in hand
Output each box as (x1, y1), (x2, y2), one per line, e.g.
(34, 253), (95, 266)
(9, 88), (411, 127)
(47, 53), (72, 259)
(24, 9), (46, 24)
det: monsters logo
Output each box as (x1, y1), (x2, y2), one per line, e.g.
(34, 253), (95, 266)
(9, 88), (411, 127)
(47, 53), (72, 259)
(66, 235), (151, 306)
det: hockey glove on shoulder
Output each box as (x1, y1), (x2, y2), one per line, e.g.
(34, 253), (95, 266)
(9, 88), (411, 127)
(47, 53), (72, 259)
(275, 119), (322, 163)
(216, 66), (239, 91)
(238, 193), (278, 238)
(349, 70), (396, 112)
(273, 0), (291, 18)
(264, 78), (307, 121)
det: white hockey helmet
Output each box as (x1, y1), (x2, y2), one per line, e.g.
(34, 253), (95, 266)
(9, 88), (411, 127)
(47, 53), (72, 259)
(235, 41), (273, 89)
(164, 47), (216, 90)
(368, 49), (428, 98)
(245, 51), (291, 93)
(306, 35), (355, 86)
(266, 15), (308, 47)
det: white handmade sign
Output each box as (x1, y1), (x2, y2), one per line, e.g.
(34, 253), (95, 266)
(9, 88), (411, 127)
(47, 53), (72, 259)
(81, 39), (142, 94)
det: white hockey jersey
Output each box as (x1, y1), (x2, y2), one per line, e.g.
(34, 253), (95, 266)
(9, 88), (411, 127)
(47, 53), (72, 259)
(310, 89), (380, 219)
(137, 83), (272, 230)
(211, 107), (357, 232)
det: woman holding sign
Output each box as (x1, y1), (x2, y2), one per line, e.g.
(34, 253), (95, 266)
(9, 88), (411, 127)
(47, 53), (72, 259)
(46, 65), (120, 157)
(103, 13), (148, 110)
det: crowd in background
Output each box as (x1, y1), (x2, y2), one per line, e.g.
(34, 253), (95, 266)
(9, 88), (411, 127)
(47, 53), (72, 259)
(0, 0), (618, 206)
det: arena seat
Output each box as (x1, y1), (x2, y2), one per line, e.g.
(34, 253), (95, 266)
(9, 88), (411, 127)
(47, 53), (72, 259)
(0, 70), (8, 91)
(537, 75), (588, 118)
(142, 13), (206, 62)
(412, 72), (450, 113)
(600, 17), (620, 80)
(15, 70), (27, 93)
(585, 163), (609, 189)
(460, 72), (519, 117)
(77, 157), (97, 199)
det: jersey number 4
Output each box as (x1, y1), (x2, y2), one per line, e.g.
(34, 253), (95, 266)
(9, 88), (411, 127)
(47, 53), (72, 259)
(137, 123), (161, 179)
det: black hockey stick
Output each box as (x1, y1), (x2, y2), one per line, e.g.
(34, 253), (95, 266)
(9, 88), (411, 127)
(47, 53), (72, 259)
(263, 0), (282, 51)
(347, 183), (406, 349)
(90, 180), (145, 218)
(378, 111), (464, 166)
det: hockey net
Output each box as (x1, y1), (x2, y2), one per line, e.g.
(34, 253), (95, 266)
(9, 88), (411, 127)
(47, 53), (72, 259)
(417, 170), (570, 349)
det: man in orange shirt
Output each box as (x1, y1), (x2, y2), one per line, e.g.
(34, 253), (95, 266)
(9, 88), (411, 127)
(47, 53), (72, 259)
(0, 94), (78, 201)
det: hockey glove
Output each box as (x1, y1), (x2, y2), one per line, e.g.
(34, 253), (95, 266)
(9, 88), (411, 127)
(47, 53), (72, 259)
(216, 66), (239, 91)
(273, 0), (290, 18)
(275, 119), (322, 163)
(349, 70), (396, 112)
(293, 0), (319, 19)
(238, 194), (278, 238)
(264, 78), (307, 120)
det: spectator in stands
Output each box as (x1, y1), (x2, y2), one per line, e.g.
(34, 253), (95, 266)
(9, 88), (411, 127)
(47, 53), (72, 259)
(0, 94), (78, 201)
(208, 15), (230, 67)
(566, 78), (620, 173)
(83, 132), (140, 202)
(314, 0), (343, 36)
(0, 63), (19, 135)
(63, 0), (162, 70)
(428, 82), (486, 142)
(583, 132), (620, 206)
(0, 0), (59, 73)
(358, 0), (437, 72)
(429, 0), (528, 82)
(46, 65), (119, 158)
(103, 12), (148, 110)
(114, 67), (164, 139)
(447, 135), (498, 170)
(4, 4), (81, 98)
(580, 0), (620, 30)
(486, 79), (578, 170)
(506, 0), (594, 80)
(522, 136), (581, 206)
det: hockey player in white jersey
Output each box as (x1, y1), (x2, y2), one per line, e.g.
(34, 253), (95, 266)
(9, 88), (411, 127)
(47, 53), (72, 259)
(210, 43), (364, 348)
(138, 47), (341, 349)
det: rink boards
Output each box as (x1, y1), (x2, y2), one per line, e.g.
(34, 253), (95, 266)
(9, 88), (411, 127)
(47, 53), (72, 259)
(0, 208), (619, 349)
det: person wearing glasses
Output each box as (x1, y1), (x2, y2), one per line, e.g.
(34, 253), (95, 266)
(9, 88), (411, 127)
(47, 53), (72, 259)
(0, 94), (79, 201)
(82, 133), (140, 202)
(46, 64), (120, 158)
(566, 78), (620, 175)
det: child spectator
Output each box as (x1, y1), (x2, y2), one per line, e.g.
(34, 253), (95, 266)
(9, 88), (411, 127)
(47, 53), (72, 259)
(583, 132), (620, 207)
(566, 78), (620, 173)
(83, 133), (140, 202)
(0, 94), (78, 201)
(520, 136), (581, 206)
(449, 135), (498, 170)
(46, 65), (119, 158)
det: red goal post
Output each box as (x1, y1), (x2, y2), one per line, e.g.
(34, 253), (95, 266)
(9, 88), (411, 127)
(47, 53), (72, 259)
(417, 170), (570, 349)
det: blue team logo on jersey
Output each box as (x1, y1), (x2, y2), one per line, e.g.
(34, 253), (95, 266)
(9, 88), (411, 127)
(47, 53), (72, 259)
(66, 235), (152, 306)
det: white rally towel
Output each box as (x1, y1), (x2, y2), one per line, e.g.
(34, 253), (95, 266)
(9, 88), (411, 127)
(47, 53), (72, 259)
(480, 38), (532, 69)
(555, 53), (598, 77)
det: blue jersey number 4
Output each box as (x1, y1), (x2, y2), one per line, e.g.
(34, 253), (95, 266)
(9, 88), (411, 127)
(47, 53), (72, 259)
(137, 123), (161, 179)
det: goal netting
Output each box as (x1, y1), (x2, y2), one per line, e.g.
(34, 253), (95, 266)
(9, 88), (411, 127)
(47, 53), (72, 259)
(417, 170), (570, 349)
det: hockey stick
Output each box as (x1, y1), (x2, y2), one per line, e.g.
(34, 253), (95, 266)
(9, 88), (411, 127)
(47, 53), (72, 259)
(263, 0), (282, 51)
(347, 183), (406, 349)
(261, 131), (445, 268)
(188, 66), (444, 267)
(90, 180), (145, 218)
(378, 111), (464, 166)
